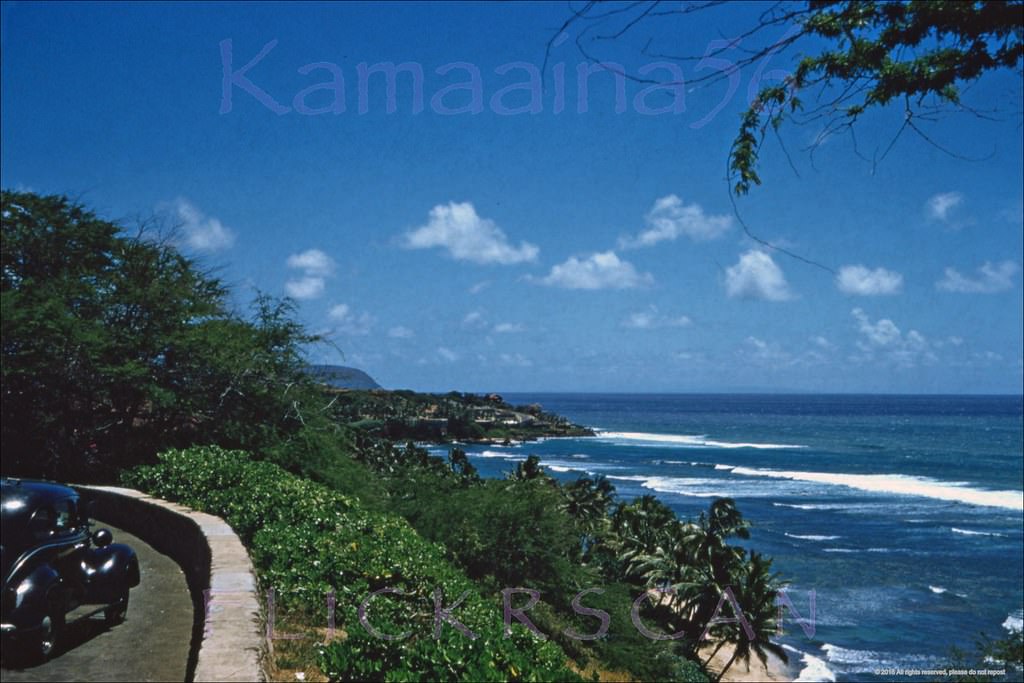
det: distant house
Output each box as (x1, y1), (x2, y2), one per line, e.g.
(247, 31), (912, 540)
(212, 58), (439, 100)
(471, 406), (498, 423)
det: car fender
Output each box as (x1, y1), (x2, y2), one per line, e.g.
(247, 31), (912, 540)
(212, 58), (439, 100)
(4, 564), (61, 630)
(83, 543), (139, 603)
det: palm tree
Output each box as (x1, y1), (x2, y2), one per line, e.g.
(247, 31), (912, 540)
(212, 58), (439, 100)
(611, 494), (679, 572)
(507, 454), (545, 481)
(562, 475), (615, 524)
(448, 447), (478, 481)
(626, 498), (753, 656)
(710, 551), (788, 682)
(562, 476), (614, 543)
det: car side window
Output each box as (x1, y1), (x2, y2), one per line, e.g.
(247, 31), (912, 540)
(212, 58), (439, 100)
(28, 506), (55, 540)
(26, 499), (78, 540)
(53, 498), (76, 533)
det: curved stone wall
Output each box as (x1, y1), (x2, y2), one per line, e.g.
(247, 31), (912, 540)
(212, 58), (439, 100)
(74, 485), (263, 683)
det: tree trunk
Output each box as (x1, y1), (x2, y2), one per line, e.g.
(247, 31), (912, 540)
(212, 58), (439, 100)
(714, 644), (740, 683)
(703, 638), (727, 668)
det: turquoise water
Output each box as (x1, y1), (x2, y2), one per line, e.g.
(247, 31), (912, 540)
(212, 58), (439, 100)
(434, 394), (1024, 682)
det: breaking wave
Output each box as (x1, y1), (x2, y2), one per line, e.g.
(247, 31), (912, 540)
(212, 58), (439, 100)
(595, 430), (806, 450)
(726, 466), (1023, 511)
(784, 533), (841, 541)
(951, 527), (1005, 537)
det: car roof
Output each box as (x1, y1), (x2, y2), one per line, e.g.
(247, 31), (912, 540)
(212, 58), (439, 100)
(1, 479), (78, 517)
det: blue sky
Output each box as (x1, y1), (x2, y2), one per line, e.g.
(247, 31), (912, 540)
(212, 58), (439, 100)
(2, 2), (1022, 393)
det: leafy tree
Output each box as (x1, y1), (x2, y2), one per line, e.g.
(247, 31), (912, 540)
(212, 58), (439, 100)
(448, 446), (480, 482)
(1, 191), (324, 480)
(556, 1), (1023, 206)
(949, 629), (1024, 682)
(610, 494), (681, 577)
(561, 475), (616, 560)
(2, 192), (220, 477)
(508, 453), (547, 481)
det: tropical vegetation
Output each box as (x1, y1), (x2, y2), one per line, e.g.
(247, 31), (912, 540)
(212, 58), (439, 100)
(4, 190), (789, 681)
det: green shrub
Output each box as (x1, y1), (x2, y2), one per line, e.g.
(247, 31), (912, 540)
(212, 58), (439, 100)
(123, 445), (580, 682)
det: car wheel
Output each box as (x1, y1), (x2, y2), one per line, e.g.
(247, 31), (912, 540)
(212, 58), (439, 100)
(104, 588), (129, 625)
(35, 598), (64, 661)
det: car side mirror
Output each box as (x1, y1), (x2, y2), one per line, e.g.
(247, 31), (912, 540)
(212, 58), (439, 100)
(93, 528), (113, 547)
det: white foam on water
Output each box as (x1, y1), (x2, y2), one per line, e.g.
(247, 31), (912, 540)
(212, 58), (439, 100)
(595, 430), (806, 450)
(773, 502), (839, 510)
(783, 644), (836, 682)
(823, 548), (855, 553)
(603, 475), (735, 498)
(625, 475), (746, 498)
(1004, 610), (1023, 633)
(473, 450), (524, 459)
(548, 465), (571, 473)
(951, 527), (1005, 537)
(821, 643), (939, 672)
(822, 643), (877, 667)
(929, 585), (947, 594)
(727, 466), (1023, 511)
(785, 533), (841, 541)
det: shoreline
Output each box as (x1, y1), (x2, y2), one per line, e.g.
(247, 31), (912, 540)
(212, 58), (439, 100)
(699, 640), (795, 682)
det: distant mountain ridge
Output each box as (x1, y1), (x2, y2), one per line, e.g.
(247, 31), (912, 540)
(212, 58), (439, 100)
(305, 364), (381, 390)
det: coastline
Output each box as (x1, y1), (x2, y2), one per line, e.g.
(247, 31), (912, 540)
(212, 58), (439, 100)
(699, 641), (794, 682)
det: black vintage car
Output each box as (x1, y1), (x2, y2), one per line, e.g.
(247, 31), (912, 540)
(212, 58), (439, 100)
(1, 479), (140, 660)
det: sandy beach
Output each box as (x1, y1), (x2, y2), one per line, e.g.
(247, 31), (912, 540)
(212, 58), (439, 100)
(699, 641), (794, 682)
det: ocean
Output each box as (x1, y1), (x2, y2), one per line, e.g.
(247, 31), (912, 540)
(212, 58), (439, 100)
(430, 394), (1024, 682)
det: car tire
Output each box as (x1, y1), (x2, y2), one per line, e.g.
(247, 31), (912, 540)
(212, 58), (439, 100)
(35, 596), (64, 661)
(104, 588), (129, 626)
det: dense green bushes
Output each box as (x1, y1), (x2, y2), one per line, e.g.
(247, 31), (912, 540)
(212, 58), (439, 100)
(123, 446), (580, 682)
(383, 465), (709, 682)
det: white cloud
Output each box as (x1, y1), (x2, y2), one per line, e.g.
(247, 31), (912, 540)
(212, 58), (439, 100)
(852, 308), (902, 347)
(999, 198), (1024, 224)
(622, 305), (692, 329)
(328, 303), (374, 335)
(388, 326), (414, 339)
(284, 277), (325, 300)
(462, 310), (488, 329)
(936, 261), (1019, 293)
(437, 346), (459, 362)
(926, 191), (964, 222)
(836, 265), (903, 296)
(286, 249), (335, 276)
(493, 322), (525, 334)
(499, 352), (532, 367)
(469, 280), (491, 294)
(724, 250), (792, 301)
(851, 308), (935, 367)
(742, 336), (792, 365)
(167, 198), (235, 251)
(401, 202), (538, 264)
(619, 195), (732, 248)
(285, 248), (336, 300)
(810, 335), (834, 350)
(538, 251), (653, 290)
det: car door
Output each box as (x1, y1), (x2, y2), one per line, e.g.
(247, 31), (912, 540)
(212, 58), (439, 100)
(31, 498), (87, 610)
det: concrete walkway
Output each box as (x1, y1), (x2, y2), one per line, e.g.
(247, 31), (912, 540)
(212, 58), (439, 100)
(1, 523), (193, 682)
